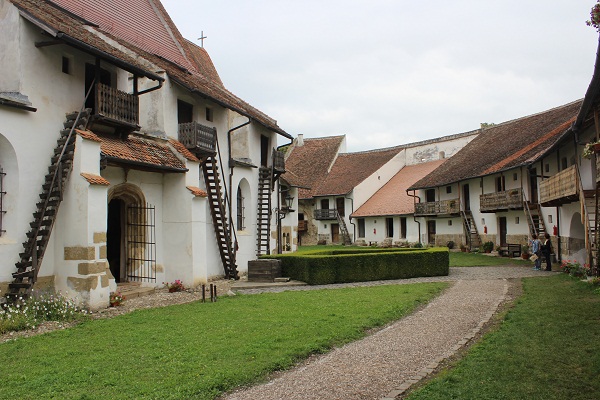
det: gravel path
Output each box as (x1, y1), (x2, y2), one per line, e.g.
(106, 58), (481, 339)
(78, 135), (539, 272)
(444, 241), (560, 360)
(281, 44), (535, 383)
(224, 266), (555, 400)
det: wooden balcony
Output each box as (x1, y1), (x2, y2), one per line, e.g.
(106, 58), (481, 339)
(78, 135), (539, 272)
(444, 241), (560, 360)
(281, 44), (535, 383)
(178, 122), (217, 155)
(273, 150), (285, 173)
(94, 82), (139, 131)
(479, 188), (523, 212)
(414, 199), (460, 216)
(314, 209), (337, 220)
(539, 165), (578, 206)
(298, 220), (308, 232)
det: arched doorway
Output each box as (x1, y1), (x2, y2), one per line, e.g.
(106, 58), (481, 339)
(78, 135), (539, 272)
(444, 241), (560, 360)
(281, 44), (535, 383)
(107, 184), (155, 283)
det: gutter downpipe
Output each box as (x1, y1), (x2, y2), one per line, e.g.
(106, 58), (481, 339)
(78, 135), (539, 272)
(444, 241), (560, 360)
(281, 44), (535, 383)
(227, 118), (252, 248)
(407, 189), (421, 244)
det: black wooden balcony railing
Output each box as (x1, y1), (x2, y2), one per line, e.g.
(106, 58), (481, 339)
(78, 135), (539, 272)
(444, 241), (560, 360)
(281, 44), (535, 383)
(314, 209), (338, 220)
(178, 122), (217, 155)
(539, 165), (578, 206)
(480, 187), (523, 212)
(414, 199), (460, 216)
(95, 82), (139, 127)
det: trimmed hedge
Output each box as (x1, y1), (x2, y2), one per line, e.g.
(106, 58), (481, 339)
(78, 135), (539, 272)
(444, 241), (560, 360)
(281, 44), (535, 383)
(261, 247), (449, 285)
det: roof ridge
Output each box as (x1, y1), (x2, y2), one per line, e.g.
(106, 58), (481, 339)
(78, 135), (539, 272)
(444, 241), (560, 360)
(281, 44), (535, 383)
(483, 99), (583, 130)
(340, 144), (404, 156)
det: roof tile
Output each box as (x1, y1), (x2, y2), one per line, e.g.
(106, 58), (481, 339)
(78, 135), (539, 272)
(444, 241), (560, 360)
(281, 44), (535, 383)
(80, 172), (110, 185)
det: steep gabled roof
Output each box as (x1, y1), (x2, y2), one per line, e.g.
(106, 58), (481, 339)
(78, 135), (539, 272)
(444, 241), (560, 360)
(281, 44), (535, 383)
(352, 159), (446, 218)
(409, 100), (582, 190)
(283, 135), (345, 199)
(11, 0), (290, 138)
(313, 146), (404, 197)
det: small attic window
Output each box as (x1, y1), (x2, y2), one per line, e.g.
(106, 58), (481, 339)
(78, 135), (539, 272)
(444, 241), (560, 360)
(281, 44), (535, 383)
(513, 173), (518, 181)
(206, 107), (213, 122)
(545, 164), (550, 173)
(62, 56), (71, 74)
(446, 186), (452, 194)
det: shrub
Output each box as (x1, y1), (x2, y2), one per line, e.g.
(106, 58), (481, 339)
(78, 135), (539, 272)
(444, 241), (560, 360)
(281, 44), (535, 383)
(482, 241), (494, 253)
(262, 247), (449, 285)
(164, 280), (185, 293)
(446, 241), (455, 250)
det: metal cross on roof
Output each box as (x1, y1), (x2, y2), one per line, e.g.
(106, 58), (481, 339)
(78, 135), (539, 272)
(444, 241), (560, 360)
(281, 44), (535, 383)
(198, 31), (207, 47)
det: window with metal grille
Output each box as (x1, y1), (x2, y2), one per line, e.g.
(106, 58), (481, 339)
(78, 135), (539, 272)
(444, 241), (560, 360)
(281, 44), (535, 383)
(126, 203), (156, 282)
(237, 186), (245, 230)
(0, 166), (5, 236)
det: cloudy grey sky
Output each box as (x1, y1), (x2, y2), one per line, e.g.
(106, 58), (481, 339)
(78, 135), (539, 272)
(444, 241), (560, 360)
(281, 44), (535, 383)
(161, 0), (599, 152)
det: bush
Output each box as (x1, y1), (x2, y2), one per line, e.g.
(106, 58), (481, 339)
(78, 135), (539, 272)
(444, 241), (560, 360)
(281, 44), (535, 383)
(482, 241), (494, 253)
(446, 241), (455, 249)
(262, 247), (449, 285)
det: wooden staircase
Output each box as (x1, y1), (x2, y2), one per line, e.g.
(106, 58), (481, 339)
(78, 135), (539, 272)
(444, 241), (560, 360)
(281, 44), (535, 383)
(461, 210), (482, 251)
(202, 156), (239, 279)
(256, 166), (272, 256)
(5, 109), (90, 303)
(336, 211), (352, 245)
(524, 201), (547, 238)
(585, 191), (598, 275)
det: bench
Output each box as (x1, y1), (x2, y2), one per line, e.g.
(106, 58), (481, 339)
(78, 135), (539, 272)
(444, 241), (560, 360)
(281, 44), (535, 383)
(499, 244), (521, 258)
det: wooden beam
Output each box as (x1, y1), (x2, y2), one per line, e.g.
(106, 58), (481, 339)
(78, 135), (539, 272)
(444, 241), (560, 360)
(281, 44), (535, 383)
(35, 39), (63, 48)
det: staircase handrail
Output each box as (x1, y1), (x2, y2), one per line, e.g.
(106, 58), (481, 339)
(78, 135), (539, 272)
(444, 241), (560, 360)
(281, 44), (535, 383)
(575, 164), (593, 263)
(25, 80), (95, 261)
(214, 134), (238, 256)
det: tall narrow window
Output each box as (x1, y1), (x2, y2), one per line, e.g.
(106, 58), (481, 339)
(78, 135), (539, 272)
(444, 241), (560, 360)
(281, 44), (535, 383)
(237, 186), (245, 230)
(205, 107), (213, 122)
(0, 166), (5, 236)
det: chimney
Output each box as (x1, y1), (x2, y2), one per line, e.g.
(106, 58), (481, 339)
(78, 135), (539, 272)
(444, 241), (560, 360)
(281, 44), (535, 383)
(297, 134), (304, 146)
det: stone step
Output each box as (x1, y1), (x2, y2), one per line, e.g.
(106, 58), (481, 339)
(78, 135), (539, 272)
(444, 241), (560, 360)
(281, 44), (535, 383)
(116, 283), (155, 299)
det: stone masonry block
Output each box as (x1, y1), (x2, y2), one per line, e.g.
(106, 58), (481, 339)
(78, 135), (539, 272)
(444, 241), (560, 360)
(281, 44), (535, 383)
(93, 232), (107, 243)
(64, 246), (95, 261)
(78, 261), (108, 275)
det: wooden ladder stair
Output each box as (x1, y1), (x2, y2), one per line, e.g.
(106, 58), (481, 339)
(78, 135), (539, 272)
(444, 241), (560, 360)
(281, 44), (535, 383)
(585, 191), (598, 276)
(524, 201), (547, 238)
(336, 211), (352, 245)
(256, 167), (272, 256)
(201, 156), (238, 279)
(461, 210), (482, 251)
(4, 109), (90, 303)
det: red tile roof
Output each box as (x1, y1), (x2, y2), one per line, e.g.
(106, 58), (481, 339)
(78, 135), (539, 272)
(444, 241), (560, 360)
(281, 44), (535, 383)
(410, 100), (583, 190)
(75, 129), (101, 142)
(11, 0), (290, 138)
(313, 146), (404, 197)
(186, 186), (208, 197)
(168, 138), (199, 162)
(80, 172), (110, 185)
(351, 160), (446, 217)
(283, 136), (345, 199)
(98, 132), (188, 171)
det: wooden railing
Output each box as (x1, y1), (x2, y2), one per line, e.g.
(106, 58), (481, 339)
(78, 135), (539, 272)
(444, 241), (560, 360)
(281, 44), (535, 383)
(95, 82), (139, 126)
(314, 209), (338, 220)
(539, 165), (578, 206)
(298, 220), (308, 231)
(273, 150), (285, 172)
(414, 199), (460, 216)
(479, 188), (523, 212)
(178, 122), (217, 154)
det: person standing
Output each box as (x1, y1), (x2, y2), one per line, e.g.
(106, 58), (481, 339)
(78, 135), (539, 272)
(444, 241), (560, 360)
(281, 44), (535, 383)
(531, 234), (542, 270)
(541, 233), (553, 271)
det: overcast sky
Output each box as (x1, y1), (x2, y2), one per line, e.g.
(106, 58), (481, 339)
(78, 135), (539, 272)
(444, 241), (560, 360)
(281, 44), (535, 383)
(161, 0), (599, 152)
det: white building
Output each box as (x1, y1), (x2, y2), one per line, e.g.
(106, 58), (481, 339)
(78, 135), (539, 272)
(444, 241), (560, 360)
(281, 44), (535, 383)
(0, 0), (291, 309)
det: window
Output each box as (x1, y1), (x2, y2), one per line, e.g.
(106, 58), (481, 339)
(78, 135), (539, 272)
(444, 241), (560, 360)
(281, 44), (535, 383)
(0, 166), (5, 236)
(400, 217), (407, 239)
(549, 215), (553, 223)
(513, 173), (518, 181)
(320, 198), (330, 210)
(561, 157), (568, 170)
(386, 218), (394, 238)
(545, 164), (550, 173)
(236, 186), (245, 230)
(62, 56), (70, 74)
(358, 219), (365, 238)
(446, 186), (452, 194)
(515, 217), (520, 224)
(448, 220), (453, 226)
(205, 107), (213, 122)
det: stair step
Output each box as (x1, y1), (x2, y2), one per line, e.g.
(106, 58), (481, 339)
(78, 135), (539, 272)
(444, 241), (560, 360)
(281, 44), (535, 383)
(12, 270), (34, 279)
(9, 282), (33, 290)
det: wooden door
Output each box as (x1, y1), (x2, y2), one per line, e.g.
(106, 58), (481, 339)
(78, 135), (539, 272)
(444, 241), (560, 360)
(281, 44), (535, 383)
(529, 168), (538, 203)
(463, 184), (470, 211)
(427, 220), (436, 245)
(499, 217), (507, 246)
(260, 135), (269, 167)
(336, 197), (345, 216)
(331, 224), (340, 243)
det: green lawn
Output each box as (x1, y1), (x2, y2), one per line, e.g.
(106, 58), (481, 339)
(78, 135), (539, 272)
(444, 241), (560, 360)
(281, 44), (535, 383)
(407, 274), (600, 400)
(0, 283), (447, 399)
